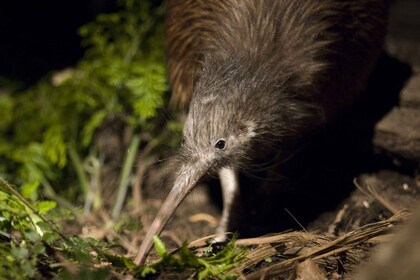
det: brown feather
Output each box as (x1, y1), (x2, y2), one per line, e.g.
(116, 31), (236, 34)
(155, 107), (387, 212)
(165, 0), (389, 114)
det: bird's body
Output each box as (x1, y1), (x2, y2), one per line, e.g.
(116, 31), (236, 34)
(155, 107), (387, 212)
(135, 0), (389, 264)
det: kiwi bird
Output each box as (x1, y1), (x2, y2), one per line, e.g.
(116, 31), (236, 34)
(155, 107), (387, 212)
(134, 0), (389, 265)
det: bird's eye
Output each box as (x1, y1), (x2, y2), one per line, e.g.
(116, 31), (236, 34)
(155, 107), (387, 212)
(214, 139), (226, 150)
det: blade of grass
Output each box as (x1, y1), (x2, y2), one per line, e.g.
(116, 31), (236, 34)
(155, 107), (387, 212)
(68, 143), (90, 197)
(112, 135), (140, 219)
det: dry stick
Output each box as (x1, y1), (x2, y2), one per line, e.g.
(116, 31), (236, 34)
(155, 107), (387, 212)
(244, 211), (409, 279)
(132, 128), (166, 218)
(353, 177), (371, 197)
(236, 231), (329, 247)
(237, 244), (279, 271)
(128, 153), (150, 256)
(354, 177), (400, 214)
(130, 141), (160, 255)
(366, 183), (400, 214)
(284, 208), (308, 233)
(132, 158), (146, 216)
(131, 128), (177, 253)
(130, 159), (149, 255)
(232, 233), (330, 274)
(132, 155), (155, 217)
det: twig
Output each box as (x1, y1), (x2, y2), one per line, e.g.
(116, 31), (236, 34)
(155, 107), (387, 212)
(132, 155), (154, 217)
(285, 208), (308, 233)
(244, 211), (409, 279)
(366, 183), (400, 214)
(354, 177), (400, 214)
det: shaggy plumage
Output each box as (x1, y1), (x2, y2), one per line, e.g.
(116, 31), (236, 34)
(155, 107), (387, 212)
(135, 0), (390, 264)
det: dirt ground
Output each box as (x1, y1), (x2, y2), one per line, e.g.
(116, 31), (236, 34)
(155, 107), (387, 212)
(139, 0), (420, 278)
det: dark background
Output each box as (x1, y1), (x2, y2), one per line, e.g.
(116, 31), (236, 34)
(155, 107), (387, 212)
(0, 0), (116, 84)
(1, 0), (419, 84)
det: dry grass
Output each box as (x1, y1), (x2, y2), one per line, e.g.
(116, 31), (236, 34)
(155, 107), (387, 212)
(184, 208), (411, 279)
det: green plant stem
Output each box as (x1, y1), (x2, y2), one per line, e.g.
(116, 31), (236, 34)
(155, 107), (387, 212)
(112, 135), (140, 219)
(68, 143), (90, 197)
(83, 155), (103, 212)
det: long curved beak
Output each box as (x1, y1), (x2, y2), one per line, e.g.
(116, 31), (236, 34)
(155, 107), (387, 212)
(134, 160), (211, 265)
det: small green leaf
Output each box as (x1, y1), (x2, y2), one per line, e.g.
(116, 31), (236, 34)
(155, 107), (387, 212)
(81, 110), (107, 147)
(33, 243), (46, 255)
(25, 231), (42, 243)
(140, 265), (157, 278)
(11, 247), (29, 260)
(21, 260), (36, 278)
(153, 235), (167, 257)
(36, 200), (57, 214)
(42, 125), (67, 168)
(20, 181), (40, 201)
(42, 232), (57, 244)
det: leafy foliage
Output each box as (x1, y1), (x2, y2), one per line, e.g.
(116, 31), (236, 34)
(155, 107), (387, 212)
(0, 0), (184, 278)
(0, 179), (132, 279)
(0, 178), (245, 279)
(138, 236), (246, 279)
(0, 179), (59, 279)
(0, 0), (245, 279)
(0, 0), (168, 193)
